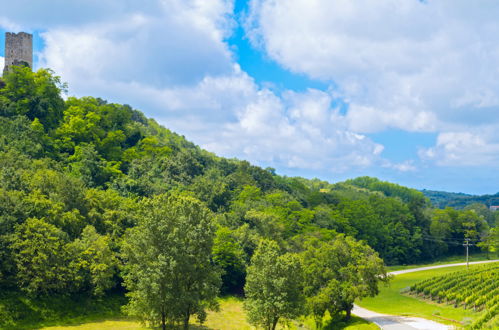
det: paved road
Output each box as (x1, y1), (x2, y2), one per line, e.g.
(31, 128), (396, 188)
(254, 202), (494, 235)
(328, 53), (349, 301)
(353, 259), (499, 330)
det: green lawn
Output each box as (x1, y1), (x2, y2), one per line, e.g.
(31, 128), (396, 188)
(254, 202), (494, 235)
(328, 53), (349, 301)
(42, 319), (146, 330)
(357, 264), (489, 326)
(1, 295), (377, 330)
(40, 297), (253, 330)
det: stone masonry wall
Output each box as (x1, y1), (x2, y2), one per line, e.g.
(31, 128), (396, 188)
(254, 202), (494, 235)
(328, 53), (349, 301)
(3, 32), (33, 75)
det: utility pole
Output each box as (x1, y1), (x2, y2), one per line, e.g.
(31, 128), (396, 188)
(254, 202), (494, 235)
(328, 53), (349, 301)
(463, 238), (474, 270)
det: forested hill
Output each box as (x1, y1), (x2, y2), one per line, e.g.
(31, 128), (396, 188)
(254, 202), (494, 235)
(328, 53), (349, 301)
(0, 67), (496, 328)
(422, 189), (499, 209)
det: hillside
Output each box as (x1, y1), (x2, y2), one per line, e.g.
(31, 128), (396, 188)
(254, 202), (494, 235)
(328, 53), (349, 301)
(0, 67), (496, 329)
(422, 189), (499, 209)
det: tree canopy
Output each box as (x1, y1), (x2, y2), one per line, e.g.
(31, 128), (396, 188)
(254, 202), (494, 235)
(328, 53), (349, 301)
(121, 194), (221, 330)
(0, 66), (496, 328)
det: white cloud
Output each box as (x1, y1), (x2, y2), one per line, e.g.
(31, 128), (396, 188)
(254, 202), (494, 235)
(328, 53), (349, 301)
(0, 56), (4, 71)
(209, 87), (384, 171)
(39, 1), (234, 88)
(0, 17), (21, 31)
(382, 160), (417, 173)
(3, 0), (499, 191)
(0, 0), (384, 173)
(419, 131), (499, 166)
(76, 67), (384, 172)
(245, 0), (499, 139)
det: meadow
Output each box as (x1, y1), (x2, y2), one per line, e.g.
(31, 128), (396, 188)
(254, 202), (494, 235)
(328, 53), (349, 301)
(40, 297), (377, 330)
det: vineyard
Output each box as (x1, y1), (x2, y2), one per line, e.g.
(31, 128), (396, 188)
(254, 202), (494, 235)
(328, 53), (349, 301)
(409, 263), (499, 329)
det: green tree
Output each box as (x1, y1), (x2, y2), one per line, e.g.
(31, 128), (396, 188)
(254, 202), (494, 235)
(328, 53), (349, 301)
(212, 227), (246, 294)
(301, 235), (388, 326)
(68, 143), (122, 187)
(121, 194), (221, 330)
(478, 226), (499, 258)
(70, 225), (118, 296)
(10, 217), (75, 296)
(244, 239), (303, 330)
(0, 67), (66, 130)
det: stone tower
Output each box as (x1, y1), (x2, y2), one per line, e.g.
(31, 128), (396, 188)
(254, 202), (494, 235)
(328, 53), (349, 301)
(3, 32), (33, 76)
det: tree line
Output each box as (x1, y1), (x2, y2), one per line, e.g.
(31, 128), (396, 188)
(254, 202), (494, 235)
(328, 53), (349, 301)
(0, 67), (497, 328)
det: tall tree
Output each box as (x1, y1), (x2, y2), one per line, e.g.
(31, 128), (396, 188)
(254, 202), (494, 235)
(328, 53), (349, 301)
(244, 239), (303, 330)
(70, 225), (118, 296)
(0, 67), (66, 130)
(10, 217), (75, 296)
(121, 194), (221, 330)
(212, 227), (246, 294)
(301, 235), (388, 326)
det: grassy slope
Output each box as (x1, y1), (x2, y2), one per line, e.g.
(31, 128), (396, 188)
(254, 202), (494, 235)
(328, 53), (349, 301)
(41, 297), (377, 330)
(356, 265), (486, 326)
(0, 291), (127, 330)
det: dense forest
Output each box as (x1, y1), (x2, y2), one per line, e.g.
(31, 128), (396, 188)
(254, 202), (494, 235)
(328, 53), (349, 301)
(0, 67), (498, 329)
(422, 189), (499, 210)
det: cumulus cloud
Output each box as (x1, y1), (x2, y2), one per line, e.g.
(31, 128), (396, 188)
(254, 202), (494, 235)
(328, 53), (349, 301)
(419, 131), (499, 167)
(209, 87), (384, 171)
(0, 56), (4, 70)
(0, 0), (386, 173)
(246, 0), (499, 167)
(382, 160), (417, 173)
(39, 1), (234, 88)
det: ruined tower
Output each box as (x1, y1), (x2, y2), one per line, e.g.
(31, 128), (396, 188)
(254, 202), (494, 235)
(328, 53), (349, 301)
(3, 32), (33, 76)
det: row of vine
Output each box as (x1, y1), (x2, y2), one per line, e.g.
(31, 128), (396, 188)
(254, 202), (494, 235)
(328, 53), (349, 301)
(409, 263), (499, 329)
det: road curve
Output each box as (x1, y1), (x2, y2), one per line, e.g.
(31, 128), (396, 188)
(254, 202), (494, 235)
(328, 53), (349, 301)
(353, 259), (499, 330)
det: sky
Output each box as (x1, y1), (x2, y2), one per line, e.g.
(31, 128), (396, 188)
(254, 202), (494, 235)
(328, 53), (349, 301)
(1, 0), (499, 195)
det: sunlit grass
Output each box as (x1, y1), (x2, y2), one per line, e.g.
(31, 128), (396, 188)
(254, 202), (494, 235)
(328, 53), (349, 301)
(42, 297), (252, 330)
(201, 296), (252, 330)
(43, 319), (146, 330)
(41, 296), (378, 329)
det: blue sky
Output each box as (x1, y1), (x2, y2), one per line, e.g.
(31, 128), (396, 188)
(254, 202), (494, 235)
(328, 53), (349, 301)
(1, 0), (499, 195)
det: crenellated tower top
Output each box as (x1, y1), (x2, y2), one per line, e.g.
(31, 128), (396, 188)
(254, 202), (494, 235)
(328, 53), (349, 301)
(3, 32), (33, 76)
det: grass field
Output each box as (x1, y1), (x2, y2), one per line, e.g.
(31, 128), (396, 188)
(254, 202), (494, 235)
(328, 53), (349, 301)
(36, 296), (377, 330)
(42, 298), (253, 330)
(356, 264), (489, 326)
(36, 298), (252, 330)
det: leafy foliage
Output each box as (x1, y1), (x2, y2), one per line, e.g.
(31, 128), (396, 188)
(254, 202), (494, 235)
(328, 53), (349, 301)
(300, 235), (388, 326)
(10, 218), (74, 296)
(243, 240), (303, 330)
(121, 194), (221, 330)
(423, 189), (499, 210)
(0, 66), (496, 328)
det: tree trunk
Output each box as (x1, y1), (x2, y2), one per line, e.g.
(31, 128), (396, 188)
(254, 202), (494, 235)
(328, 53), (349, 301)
(183, 311), (190, 330)
(161, 311), (166, 330)
(271, 317), (279, 330)
(315, 318), (322, 330)
(345, 308), (351, 320)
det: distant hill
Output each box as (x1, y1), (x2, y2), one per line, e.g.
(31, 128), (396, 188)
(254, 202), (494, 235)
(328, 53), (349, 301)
(422, 189), (499, 209)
